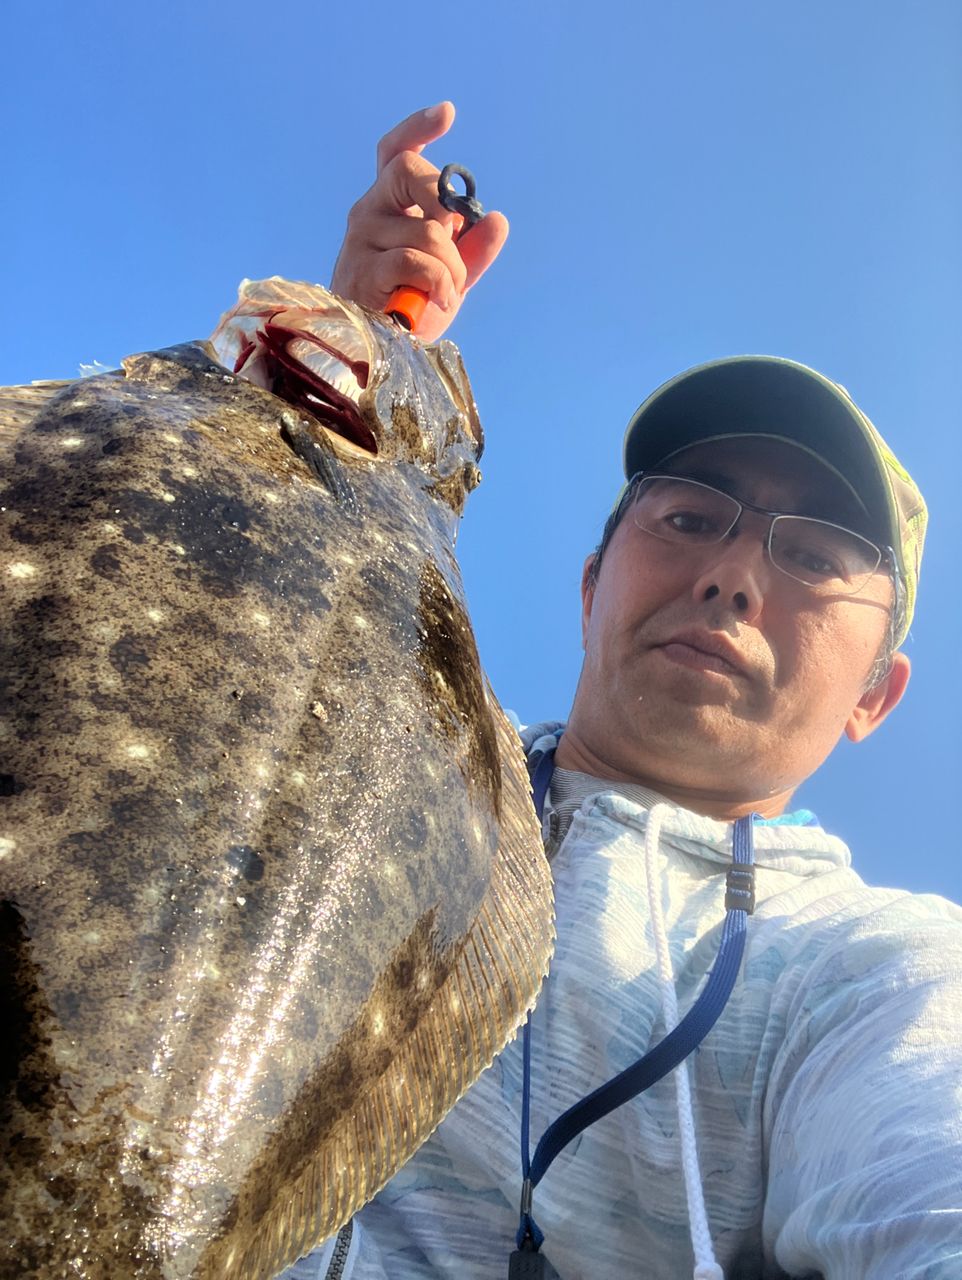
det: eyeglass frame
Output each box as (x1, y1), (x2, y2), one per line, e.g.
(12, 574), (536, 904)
(616, 469), (902, 605)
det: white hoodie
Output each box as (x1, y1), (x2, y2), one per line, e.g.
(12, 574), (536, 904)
(284, 725), (962, 1279)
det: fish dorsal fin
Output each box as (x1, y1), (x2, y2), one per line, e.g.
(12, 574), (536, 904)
(0, 378), (82, 433)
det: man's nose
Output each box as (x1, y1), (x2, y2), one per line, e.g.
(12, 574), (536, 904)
(690, 529), (768, 623)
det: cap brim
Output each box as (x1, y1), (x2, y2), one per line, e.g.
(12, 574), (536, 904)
(623, 356), (901, 557)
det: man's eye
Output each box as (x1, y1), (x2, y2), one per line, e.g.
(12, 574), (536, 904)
(781, 543), (843, 577)
(665, 510), (720, 536)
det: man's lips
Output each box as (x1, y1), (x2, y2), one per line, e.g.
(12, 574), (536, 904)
(654, 630), (750, 678)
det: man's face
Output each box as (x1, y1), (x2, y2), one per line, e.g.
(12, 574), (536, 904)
(567, 437), (909, 815)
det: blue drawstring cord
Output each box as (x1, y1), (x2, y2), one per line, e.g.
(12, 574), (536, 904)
(516, 1019), (544, 1249)
(516, 743), (755, 1253)
(515, 746), (554, 1249)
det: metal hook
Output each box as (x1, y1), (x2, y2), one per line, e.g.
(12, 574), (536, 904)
(384, 163), (486, 331)
(438, 163), (485, 234)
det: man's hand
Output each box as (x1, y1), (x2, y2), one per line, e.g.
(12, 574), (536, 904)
(331, 103), (509, 343)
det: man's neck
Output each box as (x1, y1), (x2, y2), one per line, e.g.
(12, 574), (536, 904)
(554, 731), (793, 821)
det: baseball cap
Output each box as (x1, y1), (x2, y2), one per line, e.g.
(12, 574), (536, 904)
(621, 356), (926, 644)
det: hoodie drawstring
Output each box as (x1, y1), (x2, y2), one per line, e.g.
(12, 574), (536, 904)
(645, 803), (725, 1280)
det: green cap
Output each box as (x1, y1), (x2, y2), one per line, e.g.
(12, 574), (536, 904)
(622, 356), (926, 644)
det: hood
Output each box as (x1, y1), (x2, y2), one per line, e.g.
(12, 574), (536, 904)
(520, 721), (851, 877)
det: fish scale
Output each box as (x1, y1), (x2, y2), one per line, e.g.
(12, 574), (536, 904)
(0, 282), (554, 1279)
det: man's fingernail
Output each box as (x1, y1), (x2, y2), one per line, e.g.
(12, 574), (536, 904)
(424, 103), (444, 121)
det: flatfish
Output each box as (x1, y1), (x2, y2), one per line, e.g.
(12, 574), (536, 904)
(0, 280), (553, 1279)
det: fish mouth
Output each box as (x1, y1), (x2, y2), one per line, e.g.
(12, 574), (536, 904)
(235, 319), (378, 455)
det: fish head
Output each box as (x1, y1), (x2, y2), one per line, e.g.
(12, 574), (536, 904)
(210, 278), (483, 519)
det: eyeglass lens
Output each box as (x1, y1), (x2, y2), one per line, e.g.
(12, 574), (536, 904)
(631, 476), (882, 591)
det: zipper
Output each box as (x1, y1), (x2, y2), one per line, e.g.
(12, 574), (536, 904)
(324, 1221), (353, 1280)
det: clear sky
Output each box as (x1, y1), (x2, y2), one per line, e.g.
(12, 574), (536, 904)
(5, 1), (960, 900)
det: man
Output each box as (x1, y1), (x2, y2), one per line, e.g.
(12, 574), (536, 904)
(283, 106), (962, 1279)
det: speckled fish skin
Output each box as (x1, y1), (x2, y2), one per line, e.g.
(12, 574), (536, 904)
(0, 281), (553, 1279)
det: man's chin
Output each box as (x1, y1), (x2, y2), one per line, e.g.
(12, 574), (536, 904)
(620, 696), (759, 768)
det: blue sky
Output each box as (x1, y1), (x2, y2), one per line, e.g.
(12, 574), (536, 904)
(5, 1), (960, 899)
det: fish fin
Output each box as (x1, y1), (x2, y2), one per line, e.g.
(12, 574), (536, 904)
(204, 697), (554, 1279)
(279, 412), (359, 511)
(0, 379), (80, 433)
(424, 340), (484, 459)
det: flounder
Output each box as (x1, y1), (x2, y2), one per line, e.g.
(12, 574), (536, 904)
(0, 280), (553, 1279)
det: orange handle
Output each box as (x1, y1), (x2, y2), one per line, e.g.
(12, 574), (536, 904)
(384, 175), (471, 334)
(385, 286), (428, 333)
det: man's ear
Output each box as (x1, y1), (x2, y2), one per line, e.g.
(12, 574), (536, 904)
(845, 652), (911, 743)
(581, 555), (597, 648)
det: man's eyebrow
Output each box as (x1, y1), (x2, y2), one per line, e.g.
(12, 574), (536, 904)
(659, 466), (736, 491)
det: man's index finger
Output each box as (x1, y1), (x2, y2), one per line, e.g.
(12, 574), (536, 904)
(376, 102), (456, 174)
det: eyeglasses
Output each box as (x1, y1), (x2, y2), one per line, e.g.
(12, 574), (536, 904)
(628, 473), (887, 596)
